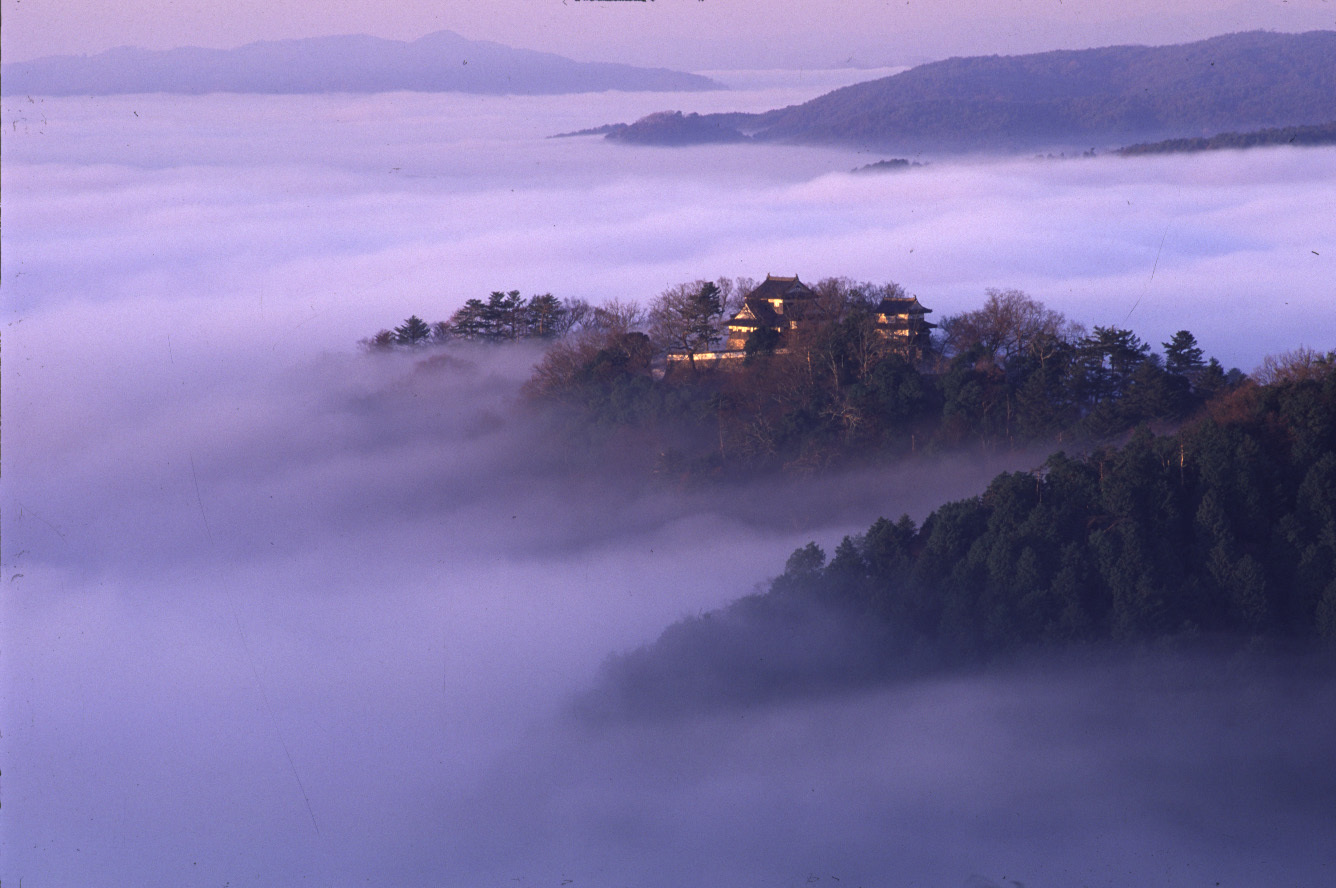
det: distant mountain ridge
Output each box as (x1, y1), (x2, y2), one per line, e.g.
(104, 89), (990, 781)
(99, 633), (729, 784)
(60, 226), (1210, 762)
(1, 31), (721, 96)
(600, 31), (1336, 152)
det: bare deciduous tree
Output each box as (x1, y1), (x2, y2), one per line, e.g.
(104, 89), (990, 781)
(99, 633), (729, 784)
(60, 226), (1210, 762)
(648, 281), (725, 370)
(941, 288), (1083, 366)
(1254, 347), (1334, 385)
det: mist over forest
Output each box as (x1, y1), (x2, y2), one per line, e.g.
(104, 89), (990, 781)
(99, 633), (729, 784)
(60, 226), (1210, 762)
(3, 73), (1335, 887)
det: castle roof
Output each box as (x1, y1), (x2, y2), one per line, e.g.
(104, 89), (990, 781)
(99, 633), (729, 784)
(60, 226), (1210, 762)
(728, 275), (821, 330)
(877, 294), (937, 330)
(877, 295), (932, 315)
(728, 301), (779, 329)
(744, 274), (816, 304)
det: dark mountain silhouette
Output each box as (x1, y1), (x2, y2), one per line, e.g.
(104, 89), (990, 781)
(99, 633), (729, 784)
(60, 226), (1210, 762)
(1, 30), (721, 96)
(594, 31), (1336, 152)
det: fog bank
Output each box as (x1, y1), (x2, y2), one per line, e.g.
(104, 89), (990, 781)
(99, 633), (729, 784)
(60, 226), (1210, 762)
(4, 82), (1335, 887)
(5, 89), (1333, 369)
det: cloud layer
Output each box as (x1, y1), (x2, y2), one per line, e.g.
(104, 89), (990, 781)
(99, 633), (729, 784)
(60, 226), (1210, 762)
(6, 89), (1332, 370)
(4, 84), (1335, 887)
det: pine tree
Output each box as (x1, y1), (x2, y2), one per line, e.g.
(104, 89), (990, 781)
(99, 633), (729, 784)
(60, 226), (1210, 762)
(1163, 330), (1205, 377)
(449, 299), (489, 340)
(394, 315), (432, 346)
(525, 293), (565, 338)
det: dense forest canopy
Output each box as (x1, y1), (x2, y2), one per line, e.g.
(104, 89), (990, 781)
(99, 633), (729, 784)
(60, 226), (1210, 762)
(582, 354), (1336, 717)
(354, 271), (1336, 727)
(363, 277), (1334, 715)
(366, 280), (1262, 477)
(1117, 120), (1336, 156)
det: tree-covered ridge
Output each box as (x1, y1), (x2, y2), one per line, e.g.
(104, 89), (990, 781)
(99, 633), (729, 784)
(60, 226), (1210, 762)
(590, 30), (1336, 152)
(810, 360), (1336, 650)
(525, 285), (1245, 476)
(362, 289), (581, 349)
(851, 158), (927, 174)
(603, 111), (750, 146)
(367, 283), (1251, 476)
(585, 357), (1336, 717)
(1117, 120), (1336, 156)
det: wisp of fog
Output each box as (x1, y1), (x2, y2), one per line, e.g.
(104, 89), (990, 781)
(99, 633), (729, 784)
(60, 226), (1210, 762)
(3, 80), (1335, 886)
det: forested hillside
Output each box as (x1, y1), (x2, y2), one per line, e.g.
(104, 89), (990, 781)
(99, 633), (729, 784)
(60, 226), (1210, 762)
(369, 282), (1257, 476)
(1117, 120), (1336, 155)
(519, 284), (1246, 477)
(585, 354), (1336, 717)
(599, 31), (1336, 152)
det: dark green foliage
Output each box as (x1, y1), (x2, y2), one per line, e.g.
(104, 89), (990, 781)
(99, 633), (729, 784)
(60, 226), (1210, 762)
(752, 365), (1336, 667)
(525, 293), (565, 338)
(567, 333), (660, 424)
(486, 290), (529, 340)
(850, 354), (934, 439)
(448, 298), (491, 340)
(577, 336), (1336, 716)
(771, 542), (826, 597)
(938, 350), (1009, 446)
(370, 290), (586, 348)
(851, 158), (927, 173)
(594, 364), (1336, 712)
(743, 325), (780, 358)
(528, 284), (1234, 476)
(532, 328), (722, 441)
(1164, 330), (1205, 377)
(1077, 326), (1151, 405)
(393, 315), (432, 346)
(387, 286), (1242, 482)
(1117, 120), (1336, 155)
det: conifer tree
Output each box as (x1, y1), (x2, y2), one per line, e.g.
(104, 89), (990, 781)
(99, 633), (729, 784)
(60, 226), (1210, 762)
(1163, 330), (1205, 377)
(394, 315), (432, 346)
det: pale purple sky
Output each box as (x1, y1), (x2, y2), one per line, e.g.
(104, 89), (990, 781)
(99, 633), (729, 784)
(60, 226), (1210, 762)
(4, 0), (1333, 68)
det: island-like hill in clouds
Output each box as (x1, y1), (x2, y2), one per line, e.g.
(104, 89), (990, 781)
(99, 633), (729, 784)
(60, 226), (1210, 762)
(603, 30), (1336, 152)
(1116, 120), (1336, 155)
(580, 357), (1336, 720)
(1, 30), (721, 96)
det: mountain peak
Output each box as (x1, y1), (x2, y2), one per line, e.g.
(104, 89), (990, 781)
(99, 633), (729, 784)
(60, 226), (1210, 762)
(1, 31), (722, 96)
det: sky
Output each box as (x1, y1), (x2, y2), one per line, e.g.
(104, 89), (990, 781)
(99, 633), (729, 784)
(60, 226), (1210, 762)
(4, 0), (1335, 68)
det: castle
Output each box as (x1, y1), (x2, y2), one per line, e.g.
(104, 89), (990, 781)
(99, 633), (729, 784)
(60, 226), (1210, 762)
(668, 274), (935, 366)
(723, 275), (824, 351)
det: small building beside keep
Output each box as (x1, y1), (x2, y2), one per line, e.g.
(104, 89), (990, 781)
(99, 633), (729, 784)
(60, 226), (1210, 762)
(875, 293), (936, 350)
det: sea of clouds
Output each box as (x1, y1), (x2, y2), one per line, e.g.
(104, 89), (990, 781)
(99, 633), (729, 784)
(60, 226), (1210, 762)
(3, 77), (1335, 887)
